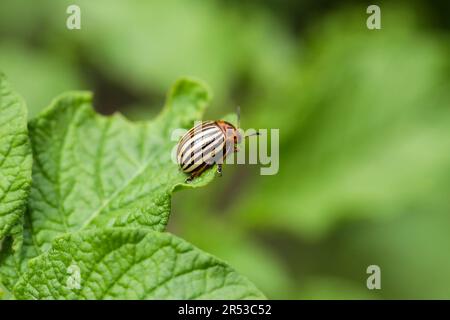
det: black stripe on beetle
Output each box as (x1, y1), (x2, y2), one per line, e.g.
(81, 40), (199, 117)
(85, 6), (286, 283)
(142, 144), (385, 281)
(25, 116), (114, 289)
(177, 120), (241, 182)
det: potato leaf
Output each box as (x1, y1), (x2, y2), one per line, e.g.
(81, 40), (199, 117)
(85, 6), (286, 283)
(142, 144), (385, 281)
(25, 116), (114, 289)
(0, 78), (218, 292)
(28, 78), (215, 250)
(14, 228), (265, 299)
(0, 73), (32, 248)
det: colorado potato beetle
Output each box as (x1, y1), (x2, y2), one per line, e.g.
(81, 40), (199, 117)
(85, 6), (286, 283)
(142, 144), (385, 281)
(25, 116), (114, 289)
(177, 108), (257, 182)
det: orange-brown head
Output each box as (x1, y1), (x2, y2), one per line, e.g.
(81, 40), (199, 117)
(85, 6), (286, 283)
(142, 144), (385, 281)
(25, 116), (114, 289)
(215, 120), (242, 145)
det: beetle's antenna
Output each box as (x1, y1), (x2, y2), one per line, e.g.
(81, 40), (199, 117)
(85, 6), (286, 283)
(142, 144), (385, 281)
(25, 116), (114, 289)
(245, 132), (260, 138)
(236, 106), (241, 129)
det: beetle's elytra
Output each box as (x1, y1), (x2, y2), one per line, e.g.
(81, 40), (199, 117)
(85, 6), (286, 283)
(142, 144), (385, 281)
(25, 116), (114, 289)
(177, 120), (241, 182)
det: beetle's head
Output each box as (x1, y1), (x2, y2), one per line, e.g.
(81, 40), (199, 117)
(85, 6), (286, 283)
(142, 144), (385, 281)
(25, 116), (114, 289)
(217, 121), (241, 144)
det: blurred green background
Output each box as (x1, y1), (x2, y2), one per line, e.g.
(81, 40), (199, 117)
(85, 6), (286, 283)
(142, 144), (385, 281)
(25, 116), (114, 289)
(1, 0), (450, 299)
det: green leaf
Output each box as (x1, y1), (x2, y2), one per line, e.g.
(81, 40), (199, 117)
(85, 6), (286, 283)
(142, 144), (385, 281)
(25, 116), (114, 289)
(28, 78), (214, 250)
(0, 281), (13, 300)
(173, 213), (293, 299)
(13, 228), (265, 299)
(0, 78), (217, 292)
(0, 214), (40, 293)
(0, 73), (32, 247)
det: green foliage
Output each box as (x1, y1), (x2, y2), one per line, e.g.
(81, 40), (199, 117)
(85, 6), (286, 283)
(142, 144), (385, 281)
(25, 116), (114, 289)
(168, 4), (450, 299)
(171, 201), (293, 298)
(0, 43), (85, 118)
(27, 78), (214, 249)
(233, 7), (450, 238)
(14, 228), (265, 299)
(0, 216), (40, 294)
(0, 74), (32, 248)
(0, 76), (264, 299)
(1, 0), (449, 300)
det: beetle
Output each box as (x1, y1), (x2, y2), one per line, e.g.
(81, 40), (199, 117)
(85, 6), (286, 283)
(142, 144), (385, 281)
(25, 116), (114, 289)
(176, 108), (257, 182)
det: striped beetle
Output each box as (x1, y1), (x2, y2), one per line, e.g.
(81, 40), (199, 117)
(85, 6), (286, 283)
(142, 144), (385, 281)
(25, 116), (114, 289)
(176, 108), (258, 182)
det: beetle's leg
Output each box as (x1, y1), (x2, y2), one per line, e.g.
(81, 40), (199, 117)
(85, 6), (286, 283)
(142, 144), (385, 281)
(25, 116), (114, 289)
(234, 145), (240, 152)
(186, 171), (201, 183)
(216, 164), (223, 177)
(186, 171), (199, 183)
(186, 164), (210, 183)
